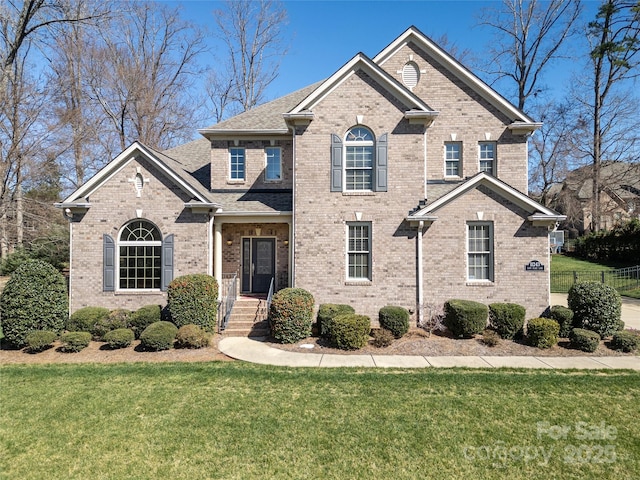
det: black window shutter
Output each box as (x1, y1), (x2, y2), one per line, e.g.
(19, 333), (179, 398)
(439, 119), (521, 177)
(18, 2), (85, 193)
(375, 133), (388, 192)
(330, 134), (343, 192)
(161, 234), (174, 291)
(103, 234), (115, 292)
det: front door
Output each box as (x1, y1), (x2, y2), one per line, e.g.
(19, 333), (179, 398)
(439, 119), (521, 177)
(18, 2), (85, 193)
(241, 238), (275, 293)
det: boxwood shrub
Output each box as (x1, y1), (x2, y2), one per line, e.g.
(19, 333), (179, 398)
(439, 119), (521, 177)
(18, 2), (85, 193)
(60, 331), (92, 352)
(25, 330), (58, 353)
(93, 309), (131, 340)
(527, 318), (560, 349)
(167, 274), (218, 331)
(568, 282), (621, 338)
(66, 307), (110, 337)
(444, 299), (488, 338)
(175, 324), (211, 349)
(548, 305), (575, 338)
(139, 321), (178, 351)
(569, 328), (600, 353)
(0, 260), (68, 347)
(269, 288), (315, 344)
(129, 305), (162, 339)
(610, 331), (640, 353)
(103, 328), (135, 349)
(488, 303), (525, 339)
(329, 314), (371, 350)
(371, 328), (394, 348)
(317, 304), (355, 338)
(378, 306), (410, 339)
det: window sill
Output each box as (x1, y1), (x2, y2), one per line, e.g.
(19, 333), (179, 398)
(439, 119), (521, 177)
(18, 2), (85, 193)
(345, 280), (372, 286)
(342, 191), (375, 196)
(114, 290), (164, 295)
(465, 281), (494, 287)
(227, 180), (245, 185)
(264, 179), (283, 184)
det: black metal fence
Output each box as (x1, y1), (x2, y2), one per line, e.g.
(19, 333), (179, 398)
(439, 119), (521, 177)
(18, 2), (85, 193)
(550, 265), (640, 293)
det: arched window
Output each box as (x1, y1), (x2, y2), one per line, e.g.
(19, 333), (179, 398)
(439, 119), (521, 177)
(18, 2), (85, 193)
(344, 127), (375, 191)
(118, 220), (162, 289)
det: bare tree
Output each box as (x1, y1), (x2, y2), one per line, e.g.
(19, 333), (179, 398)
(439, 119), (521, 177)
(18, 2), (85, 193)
(477, 0), (581, 111)
(83, 1), (207, 152)
(208, 0), (288, 121)
(583, 0), (640, 231)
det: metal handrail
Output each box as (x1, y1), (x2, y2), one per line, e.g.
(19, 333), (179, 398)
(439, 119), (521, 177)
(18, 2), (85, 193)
(217, 272), (238, 333)
(266, 277), (275, 313)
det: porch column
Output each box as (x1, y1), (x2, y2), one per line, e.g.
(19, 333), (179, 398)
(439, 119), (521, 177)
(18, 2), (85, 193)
(214, 220), (222, 285)
(287, 220), (293, 287)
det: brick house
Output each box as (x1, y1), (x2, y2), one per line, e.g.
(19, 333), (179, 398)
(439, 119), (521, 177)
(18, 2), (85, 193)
(57, 26), (564, 323)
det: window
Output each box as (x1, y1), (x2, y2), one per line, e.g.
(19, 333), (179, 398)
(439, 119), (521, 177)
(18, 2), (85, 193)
(467, 223), (493, 281)
(229, 148), (245, 181)
(118, 220), (162, 289)
(445, 142), (461, 177)
(345, 127), (374, 190)
(265, 147), (281, 181)
(479, 142), (496, 175)
(347, 223), (371, 281)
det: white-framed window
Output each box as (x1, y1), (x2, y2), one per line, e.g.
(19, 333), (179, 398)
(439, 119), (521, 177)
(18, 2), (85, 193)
(467, 222), (493, 282)
(345, 127), (374, 191)
(229, 147), (245, 180)
(347, 222), (371, 281)
(479, 142), (496, 175)
(265, 147), (282, 181)
(445, 142), (462, 177)
(118, 220), (162, 289)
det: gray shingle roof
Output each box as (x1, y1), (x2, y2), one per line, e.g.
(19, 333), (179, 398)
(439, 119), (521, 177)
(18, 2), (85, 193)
(209, 190), (292, 214)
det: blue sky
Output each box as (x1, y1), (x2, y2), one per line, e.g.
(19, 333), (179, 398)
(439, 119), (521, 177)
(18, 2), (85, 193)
(171, 0), (602, 108)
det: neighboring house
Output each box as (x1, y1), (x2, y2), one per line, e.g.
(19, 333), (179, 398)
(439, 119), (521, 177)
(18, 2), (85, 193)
(549, 161), (640, 234)
(57, 26), (564, 323)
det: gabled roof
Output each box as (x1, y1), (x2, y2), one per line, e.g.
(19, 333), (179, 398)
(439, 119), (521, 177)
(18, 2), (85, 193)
(407, 173), (565, 225)
(59, 142), (220, 210)
(375, 26), (537, 126)
(288, 52), (438, 118)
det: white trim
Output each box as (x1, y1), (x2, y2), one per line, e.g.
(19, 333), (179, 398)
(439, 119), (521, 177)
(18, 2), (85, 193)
(264, 146), (283, 182)
(62, 142), (210, 204)
(345, 221), (372, 282)
(466, 221), (494, 282)
(373, 27), (537, 125)
(116, 220), (163, 292)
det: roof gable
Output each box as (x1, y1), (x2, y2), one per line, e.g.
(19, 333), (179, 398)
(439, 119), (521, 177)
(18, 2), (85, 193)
(61, 142), (216, 206)
(375, 26), (536, 125)
(288, 53), (436, 116)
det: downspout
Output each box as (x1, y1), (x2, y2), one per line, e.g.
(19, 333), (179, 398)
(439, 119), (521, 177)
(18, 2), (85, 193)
(423, 128), (428, 200)
(63, 209), (73, 316)
(417, 220), (424, 325)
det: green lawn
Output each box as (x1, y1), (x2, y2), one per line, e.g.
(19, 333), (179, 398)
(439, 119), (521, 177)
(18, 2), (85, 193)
(551, 255), (640, 294)
(551, 255), (621, 272)
(1, 362), (639, 479)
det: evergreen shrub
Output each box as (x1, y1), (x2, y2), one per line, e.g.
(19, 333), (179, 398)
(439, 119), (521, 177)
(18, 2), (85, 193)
(316, 304), (354, 338)
(329, 314), (371, 350)
(25, 330), (57, 353)
(568, 282), (621, 338)
(527, 318), (560, 349)
(378, 306), (410, 338)
(129, 305), (162, 339)
(444, 299), (488, 338)
(610, 331), (640, 353)
(175, 324), (211, 349)
(66, 307), (110, 337)
(269, 288), (315, 344)
(139, 321), (178, 351)
(548, 305), (575, 338)
(167, 274), (218, 331)
(103, 328), (135, 349)
(488, 303), (526, 339)
(60, 331), (91, 352)
(569, 328), (600, 353)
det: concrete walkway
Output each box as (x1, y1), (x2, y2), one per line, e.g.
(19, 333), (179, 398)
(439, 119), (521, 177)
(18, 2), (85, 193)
(550, 293), (640, 329)
(218, 337), (640, 370)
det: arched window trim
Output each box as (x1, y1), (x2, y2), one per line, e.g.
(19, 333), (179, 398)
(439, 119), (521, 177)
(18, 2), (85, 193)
(344, 126), (375, 192)
(116, 219), (163, 291)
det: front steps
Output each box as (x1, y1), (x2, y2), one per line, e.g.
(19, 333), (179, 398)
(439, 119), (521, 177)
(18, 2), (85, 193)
(222, 296), (269, 337)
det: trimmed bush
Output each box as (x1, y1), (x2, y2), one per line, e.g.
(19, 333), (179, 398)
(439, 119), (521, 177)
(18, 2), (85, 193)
(0, 260), (68, 347)
(372, 328), (394, 348)
(167, 274), (218, 331)
(488, 303), (525, 339)
(317, 304), (355, 338)
(568, 282), (622, 338)
(481, 329), (500, 347)
(60, 331), (91, 352)
(329, 314), (371, 350)
(67, 307), (110, 337)
(444, 299), (488, 338)
(175, 324), (212, 349)
(610, 331), (640, 353)
(129, 305), (162, 339)
(527, 318), (560, 349)
(569, 328), (600, 353)
(140, 321), (178, 351)
(548, 305), (575, 338)
(378, 306), (410, 339)
(269, 288), (315, 344)
(93, 309), (131, 340)
(25, 330), (57, 353)
(103, 328), (135, 349)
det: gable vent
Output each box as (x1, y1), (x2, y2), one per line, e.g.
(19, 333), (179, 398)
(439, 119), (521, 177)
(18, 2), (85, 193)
(402, 62), (420, 89)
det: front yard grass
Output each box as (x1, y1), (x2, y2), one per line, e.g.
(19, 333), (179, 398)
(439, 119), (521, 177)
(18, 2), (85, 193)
(1, 362), (639, 479)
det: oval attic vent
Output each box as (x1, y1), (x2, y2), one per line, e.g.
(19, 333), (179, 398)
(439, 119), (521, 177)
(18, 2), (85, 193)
(402, 62), (420, 89)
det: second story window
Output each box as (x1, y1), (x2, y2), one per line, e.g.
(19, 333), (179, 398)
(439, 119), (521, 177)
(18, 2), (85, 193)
(265, 147), (282, 181)
(345, 127), (374, 191)
(229, 148), (245, 181)
(479, 142), (496, 176)
(445, 142), (462, 177)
